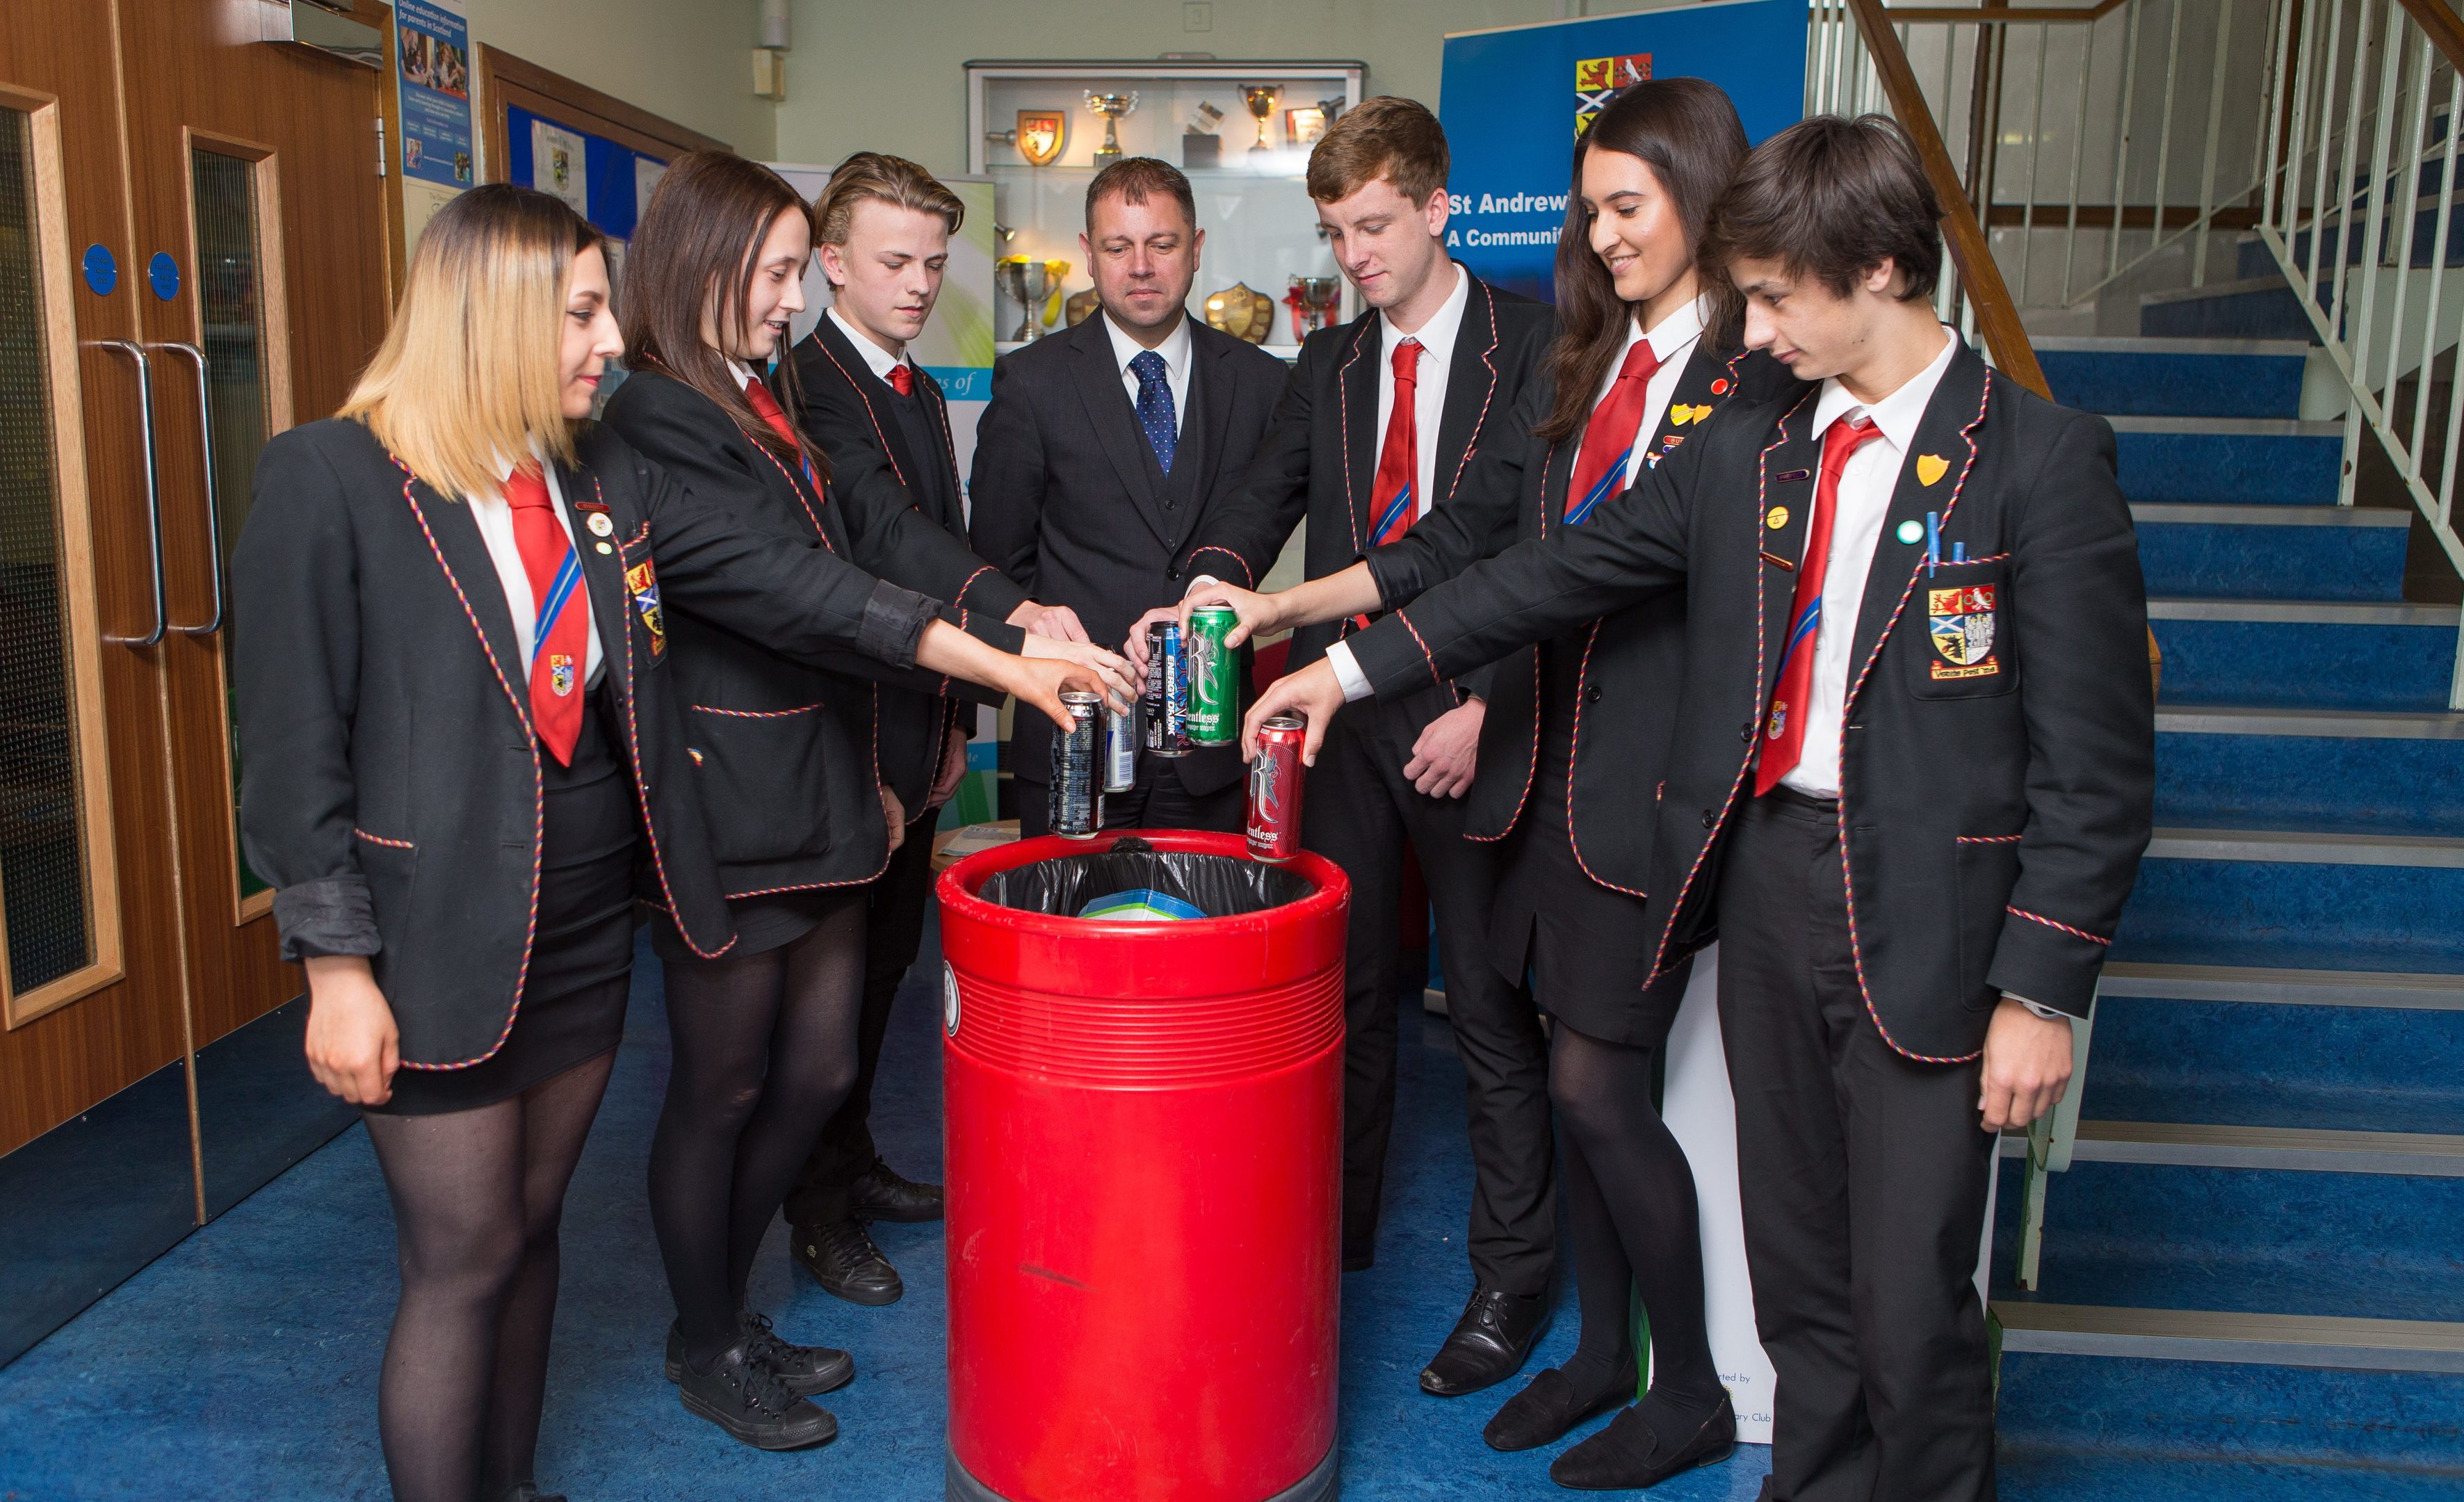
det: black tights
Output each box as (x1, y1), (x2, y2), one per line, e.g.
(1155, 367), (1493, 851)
(362, 1047), (617, 1502)
(649, 898), (865, 1368)
(1550, 1020), (1726, 1412)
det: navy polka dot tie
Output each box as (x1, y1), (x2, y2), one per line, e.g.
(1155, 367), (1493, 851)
(1130, 350), (1176, 476)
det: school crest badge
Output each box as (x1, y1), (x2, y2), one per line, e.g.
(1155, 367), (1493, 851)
(548, 653), (576, 696)
(1927, 585), (2000, 679)
(625, 558), (665, 657)
(1575, 53), (1651, 136)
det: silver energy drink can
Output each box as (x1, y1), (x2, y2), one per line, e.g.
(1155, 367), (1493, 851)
(1102, 702), (1137, 793)
(1147, 621), (1190, 758)
(1184, 604), (1239, 745)
(1049, 690), (1102, 839)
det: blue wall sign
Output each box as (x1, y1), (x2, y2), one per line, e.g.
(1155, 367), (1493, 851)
(148, 252), (180, 301)
(396, 0), (475, 187)
(81, 244), (117, 297)
(1438, 0), (1808, 302)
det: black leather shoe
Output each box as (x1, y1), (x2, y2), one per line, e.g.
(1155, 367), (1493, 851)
(676, 1335), (838, 1451)
(1483, 1363), (1637, 1451)
(1549, 1393), (1736, 1490)
(792, 1217), (904, 1306)
(1419, 1286), (1549, 1397)
(667, 1312), (853, 1398)
(848, 1157), (944, 1223)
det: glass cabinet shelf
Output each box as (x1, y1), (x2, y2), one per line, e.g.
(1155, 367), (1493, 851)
(966, 59), (1365, 357)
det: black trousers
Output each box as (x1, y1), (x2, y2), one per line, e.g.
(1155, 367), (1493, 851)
(784, 810), (938, 1228)
(1014, 757), (1245, 839)
(1305, 686), (1553, 1296)
(1719, 789), (1996, 1502)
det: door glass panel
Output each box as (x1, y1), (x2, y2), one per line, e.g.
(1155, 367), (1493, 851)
(189, 148), (271, 903)
(0, 106), (95, 996)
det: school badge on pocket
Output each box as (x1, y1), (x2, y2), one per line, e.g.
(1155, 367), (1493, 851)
(1927, 586), (1999, 680)
(624, 558), (665, 658)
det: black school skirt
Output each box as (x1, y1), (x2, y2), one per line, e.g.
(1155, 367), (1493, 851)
(374, 689), (638, 1115)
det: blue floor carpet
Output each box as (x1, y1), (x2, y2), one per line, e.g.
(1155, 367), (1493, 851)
(0, 922), (1774, 1501)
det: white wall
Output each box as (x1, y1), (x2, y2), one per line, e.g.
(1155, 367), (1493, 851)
(464, 0), (777, 158)
(774, 0), (1673, 175)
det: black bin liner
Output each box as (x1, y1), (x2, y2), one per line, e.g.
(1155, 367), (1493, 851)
(980, 836), (1314, 919)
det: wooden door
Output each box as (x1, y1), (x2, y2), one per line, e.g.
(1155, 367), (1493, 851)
(0, 1), (189, 1175)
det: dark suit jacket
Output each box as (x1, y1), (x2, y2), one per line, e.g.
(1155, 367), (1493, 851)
(795, 314), (1031, 809)
(233, 417), (965, 1067)
(1181, 270), (1555, 711)
(969, 312), (1288, 795)
(599, 370), (1025, 889)
(1345, 342), (2153, 1061)
(1367, 341), (1799, 894)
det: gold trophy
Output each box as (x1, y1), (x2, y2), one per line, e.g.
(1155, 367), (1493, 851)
(996, 257), (1070, 342)
(1085, 91), (1139, 164)
(1283, 276), (1341, 341)
(1203, 282), (1275, 344)
(1239, 85), (1281, 154)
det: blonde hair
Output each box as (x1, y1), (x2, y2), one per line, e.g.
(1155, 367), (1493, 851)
(341, 184), (605, 499)
(812, 152), (963, 281)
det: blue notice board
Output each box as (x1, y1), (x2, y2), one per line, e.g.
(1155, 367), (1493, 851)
(1438, 0), (1807, 301)
(505, 104), (669, 241)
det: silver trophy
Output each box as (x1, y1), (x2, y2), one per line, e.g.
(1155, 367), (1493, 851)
(996, 258), (1055, 343)
(1085, 91), (1139, 164)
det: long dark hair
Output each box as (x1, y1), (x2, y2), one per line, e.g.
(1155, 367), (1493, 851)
(622, 151), (827, 484)
(1537, 79), (1749, 445)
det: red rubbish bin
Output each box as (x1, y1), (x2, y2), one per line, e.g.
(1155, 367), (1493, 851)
(938, 830), (1349, 1502)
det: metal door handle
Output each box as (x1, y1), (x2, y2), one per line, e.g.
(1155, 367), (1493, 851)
(150, 341), (225, 636)
(88, 339), (166, 647)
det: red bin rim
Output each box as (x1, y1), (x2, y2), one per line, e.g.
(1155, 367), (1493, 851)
(937, 829), (1349, 940)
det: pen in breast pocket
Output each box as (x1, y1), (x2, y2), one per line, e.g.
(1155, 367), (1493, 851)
(1925, 511), (1940, 576)
(1952, 541), (1965, 564)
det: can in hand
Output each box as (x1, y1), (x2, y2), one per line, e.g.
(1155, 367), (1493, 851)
(1101, 702), (1137, 793)
(1049, 690), (1102, 839)
(1247, 715), (1306, 862)
(1144, 620), (1191, 758)
(1184, 604), (1239, 746)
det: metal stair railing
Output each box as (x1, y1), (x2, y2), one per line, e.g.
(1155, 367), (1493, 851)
(2259, 0), (2464, 706)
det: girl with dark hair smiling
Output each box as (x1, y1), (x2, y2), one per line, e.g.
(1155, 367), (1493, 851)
(1181, 79), (1794, 1487)
(601, 152), (1128, 1451)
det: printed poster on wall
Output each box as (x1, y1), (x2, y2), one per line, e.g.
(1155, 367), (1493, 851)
(394, 0), (473, 188)
(505, 106), (669, 241)
(1438, 0), (1808, 300)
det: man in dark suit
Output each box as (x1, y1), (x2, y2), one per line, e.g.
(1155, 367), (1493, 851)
(1163, 97), (1558, 1400)
(785, 153), (1088, 1308)
(969, 156), (1288, 835)
(1252, 116), (2152, 1499)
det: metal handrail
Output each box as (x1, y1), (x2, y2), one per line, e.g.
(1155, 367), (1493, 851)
(87, 340), (167, 649)
(149, 342), (226, 637)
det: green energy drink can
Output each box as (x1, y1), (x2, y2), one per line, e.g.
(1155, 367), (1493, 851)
(1185, 604), (1239, 746)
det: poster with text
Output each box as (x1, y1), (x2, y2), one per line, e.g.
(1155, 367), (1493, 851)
(396, 0), (473, 188)
(1438, 0), (1807, 301)
(529, 119), (590, 219)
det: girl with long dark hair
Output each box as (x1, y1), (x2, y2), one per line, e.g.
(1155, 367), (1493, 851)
(599, 152), (1128, 1452)
(233, 184), (1094, 1501)
(1178, 79), (1795, 1488)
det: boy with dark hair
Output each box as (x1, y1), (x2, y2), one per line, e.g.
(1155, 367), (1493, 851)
(1156, 94), (1562, 1401)
(1249, 113), (2153, 1499)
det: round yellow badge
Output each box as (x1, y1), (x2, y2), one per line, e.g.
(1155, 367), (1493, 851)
(1765, 506), (1790, 531)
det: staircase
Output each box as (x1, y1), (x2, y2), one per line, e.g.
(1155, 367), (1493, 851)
(1988, 314), (2464, 1496)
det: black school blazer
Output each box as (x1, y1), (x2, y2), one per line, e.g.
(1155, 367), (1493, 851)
(1368, 341), (1799, 894)
(794, 317), (1030, 808)
(599, 369), (1026, 886)
(1346, 342), (2154, 1062)
(234, 417), (959, 1069)
(1183, 270), (1554, 702)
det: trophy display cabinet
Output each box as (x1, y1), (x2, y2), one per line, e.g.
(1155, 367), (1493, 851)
(966, 59), (1365, 361)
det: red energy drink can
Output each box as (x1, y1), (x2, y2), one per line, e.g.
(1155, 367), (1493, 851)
(1246, 716), (1306, 862)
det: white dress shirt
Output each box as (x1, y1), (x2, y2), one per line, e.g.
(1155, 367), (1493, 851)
(466, 451), (603, 688)
(1779, 328), (1960, 798)
(1375, 259), (1471, 522)
(1105, 311), (1193, 437)
(1326, 291), (1705, 703)
(1600, 295), (1709, 490)
(827, 305), (913, 385)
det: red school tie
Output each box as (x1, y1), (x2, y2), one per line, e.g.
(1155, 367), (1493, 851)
(1368, 337), (1423, 547)
(886, 362), (915, 398)
(1564, 338), (1662, 524)
(745, 375), (822, 492)
(1753, 417), (1887, 797)
(505, 465), (589, 766)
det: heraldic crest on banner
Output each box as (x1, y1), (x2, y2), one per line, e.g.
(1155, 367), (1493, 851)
(1575, 53), (1652, 136)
